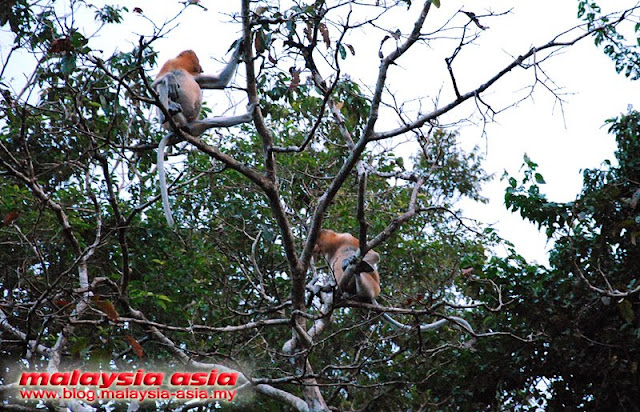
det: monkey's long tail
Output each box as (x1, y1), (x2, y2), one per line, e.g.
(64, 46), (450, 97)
(373, 300), (475, 334)
(157, 132), (175, 227)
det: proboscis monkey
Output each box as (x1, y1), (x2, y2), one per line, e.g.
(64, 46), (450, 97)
(313, 229), (381, 301)
(313, 228), (475, 333)
(152, 41), (255, 226)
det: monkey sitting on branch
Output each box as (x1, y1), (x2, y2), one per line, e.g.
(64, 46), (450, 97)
(313, 228), (474, 333)
(151, 40), (255, 226)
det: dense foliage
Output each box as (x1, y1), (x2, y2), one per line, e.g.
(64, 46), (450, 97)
(502, 111), (640, 410)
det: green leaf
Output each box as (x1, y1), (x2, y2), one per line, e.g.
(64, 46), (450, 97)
(156, 294), (172, 302)
(338, 44), (347, 60)
(534, 173), (546, 184)
(432, 0), (441, 8)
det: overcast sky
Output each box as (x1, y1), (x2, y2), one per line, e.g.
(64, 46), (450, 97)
(4, 0), (640, 264)
(451, 1), (640, 264)
(134, 0), (640, 264)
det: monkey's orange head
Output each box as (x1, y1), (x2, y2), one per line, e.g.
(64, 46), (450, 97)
(314, 229), (339, 254)
(175, 50), (203, 75)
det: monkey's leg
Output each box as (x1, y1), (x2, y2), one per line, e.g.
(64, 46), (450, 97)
(353, 273), (380, 301)
(186, 103), (256, 136)
(154, 74), (187, 127)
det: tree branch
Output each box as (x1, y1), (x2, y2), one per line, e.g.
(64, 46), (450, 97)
(372, 17), (628, 141)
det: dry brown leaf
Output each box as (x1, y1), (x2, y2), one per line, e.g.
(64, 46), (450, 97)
(125, 334), (144, 358)
(319, 23), (330, 47)
(92, 297), (119, 321)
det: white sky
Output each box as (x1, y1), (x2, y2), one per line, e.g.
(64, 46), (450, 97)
(450, 1), (640, 264)
(3, 0), (640, 265)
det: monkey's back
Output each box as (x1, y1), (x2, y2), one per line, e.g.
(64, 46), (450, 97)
(167, 69), (201, 122)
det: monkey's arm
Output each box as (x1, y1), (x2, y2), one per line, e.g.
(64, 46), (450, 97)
(194, 39), (243, 90)
(152, 73), (187, 127)
(341, 249), (380, 274)
(186, 103), (256, 136)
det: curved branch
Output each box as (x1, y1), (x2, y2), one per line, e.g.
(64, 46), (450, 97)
(372, 14), (632, 141)
(363, 0), (434, 139)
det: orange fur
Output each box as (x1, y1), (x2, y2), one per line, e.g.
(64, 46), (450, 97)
(314, 229), (381, 300)
(157, 50), (203, 76)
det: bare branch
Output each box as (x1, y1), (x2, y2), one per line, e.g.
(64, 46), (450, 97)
(373, 13), (632, 141)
